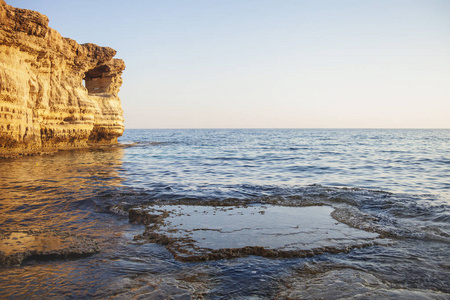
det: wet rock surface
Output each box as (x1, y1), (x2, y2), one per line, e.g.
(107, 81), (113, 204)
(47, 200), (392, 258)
(0, 230), (100, 266)
(130, 204), (389, 262)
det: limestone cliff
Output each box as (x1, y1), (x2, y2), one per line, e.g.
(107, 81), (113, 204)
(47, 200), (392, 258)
(0, 0), (125, 157)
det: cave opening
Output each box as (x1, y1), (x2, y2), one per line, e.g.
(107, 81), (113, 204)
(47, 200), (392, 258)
(84, 65), (112, 95)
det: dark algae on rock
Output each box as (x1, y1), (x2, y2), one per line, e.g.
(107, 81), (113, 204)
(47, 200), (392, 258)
(129, 203), (391, 262)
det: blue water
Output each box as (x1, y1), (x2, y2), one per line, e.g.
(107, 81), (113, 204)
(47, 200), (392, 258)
(0, 129), (449, 299)
(120, 129), (450, 197)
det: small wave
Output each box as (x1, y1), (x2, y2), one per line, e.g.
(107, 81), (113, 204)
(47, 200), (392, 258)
(276, 261), (450, 299)
(123, 141), (174, 147)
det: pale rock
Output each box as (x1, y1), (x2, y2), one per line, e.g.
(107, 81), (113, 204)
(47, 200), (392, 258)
(0, 0), (125, 157)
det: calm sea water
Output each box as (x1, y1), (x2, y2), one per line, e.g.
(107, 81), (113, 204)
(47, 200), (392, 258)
(0, 129), (449, 299)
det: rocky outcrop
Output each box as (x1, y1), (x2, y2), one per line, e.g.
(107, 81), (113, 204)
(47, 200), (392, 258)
(130, 203), (388, 262)
(0, 0), (125, 157)
(0, 230), (100, 266)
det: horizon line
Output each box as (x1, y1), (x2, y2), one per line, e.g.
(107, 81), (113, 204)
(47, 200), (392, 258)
(123, 127), (450, 130)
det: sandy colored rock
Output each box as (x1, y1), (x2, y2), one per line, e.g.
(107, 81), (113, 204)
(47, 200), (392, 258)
(0, 230), (100, 266)
(0, 0), (125, 157)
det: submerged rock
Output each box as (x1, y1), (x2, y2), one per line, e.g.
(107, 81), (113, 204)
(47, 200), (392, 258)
(276, 262), (450, 300)
(0, 230), (100, 266)
(0, 0), (125, 157)
(131, 204), (389, 262)
(107, 275), (210, 300)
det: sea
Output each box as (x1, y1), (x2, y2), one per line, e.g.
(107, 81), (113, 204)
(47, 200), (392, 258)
(0, 129), (449, 299)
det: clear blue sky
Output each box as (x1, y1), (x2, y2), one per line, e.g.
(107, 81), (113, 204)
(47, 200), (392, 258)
(8, 0), (450, 128)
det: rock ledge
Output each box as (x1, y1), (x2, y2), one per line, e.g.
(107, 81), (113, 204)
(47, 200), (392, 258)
(130, 204), (390, 262)
(0, 0), (125, 157)
(0, 230), (100, 266)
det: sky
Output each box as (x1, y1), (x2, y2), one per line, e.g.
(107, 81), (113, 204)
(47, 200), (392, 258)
(7, 0), (450, 128)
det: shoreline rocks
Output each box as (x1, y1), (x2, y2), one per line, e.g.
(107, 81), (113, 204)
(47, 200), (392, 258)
(0, 230), (100, 266)
(0, 0), (125, 158)
(129, 203), (390, 262)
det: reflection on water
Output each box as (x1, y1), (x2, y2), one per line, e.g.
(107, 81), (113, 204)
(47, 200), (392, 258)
(0, 147), (141, 299)
(0, 260), (108, 299)
(1, 129), (449, 299)
(0, 232), (71, 256)
(0, 148), (124, 234)
(136, 204), (384, 262)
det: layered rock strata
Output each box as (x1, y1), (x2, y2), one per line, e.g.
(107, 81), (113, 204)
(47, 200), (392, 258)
(0, 0), (125, 157)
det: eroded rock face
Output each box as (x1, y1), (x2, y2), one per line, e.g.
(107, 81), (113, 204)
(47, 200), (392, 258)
(0, 0), (125, 157)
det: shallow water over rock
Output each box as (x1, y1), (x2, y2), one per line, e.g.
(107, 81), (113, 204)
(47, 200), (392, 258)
(0, 230), (99, 266)
(1, 129), (449, 299)
(133, 204), (386, 261)
(276, 262), (450, 300)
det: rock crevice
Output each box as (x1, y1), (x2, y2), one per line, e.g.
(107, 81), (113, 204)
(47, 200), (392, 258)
(0, 0), (125, 157)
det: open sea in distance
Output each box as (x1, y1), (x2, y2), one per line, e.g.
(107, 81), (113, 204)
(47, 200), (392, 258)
(0, 128), (449, 299)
